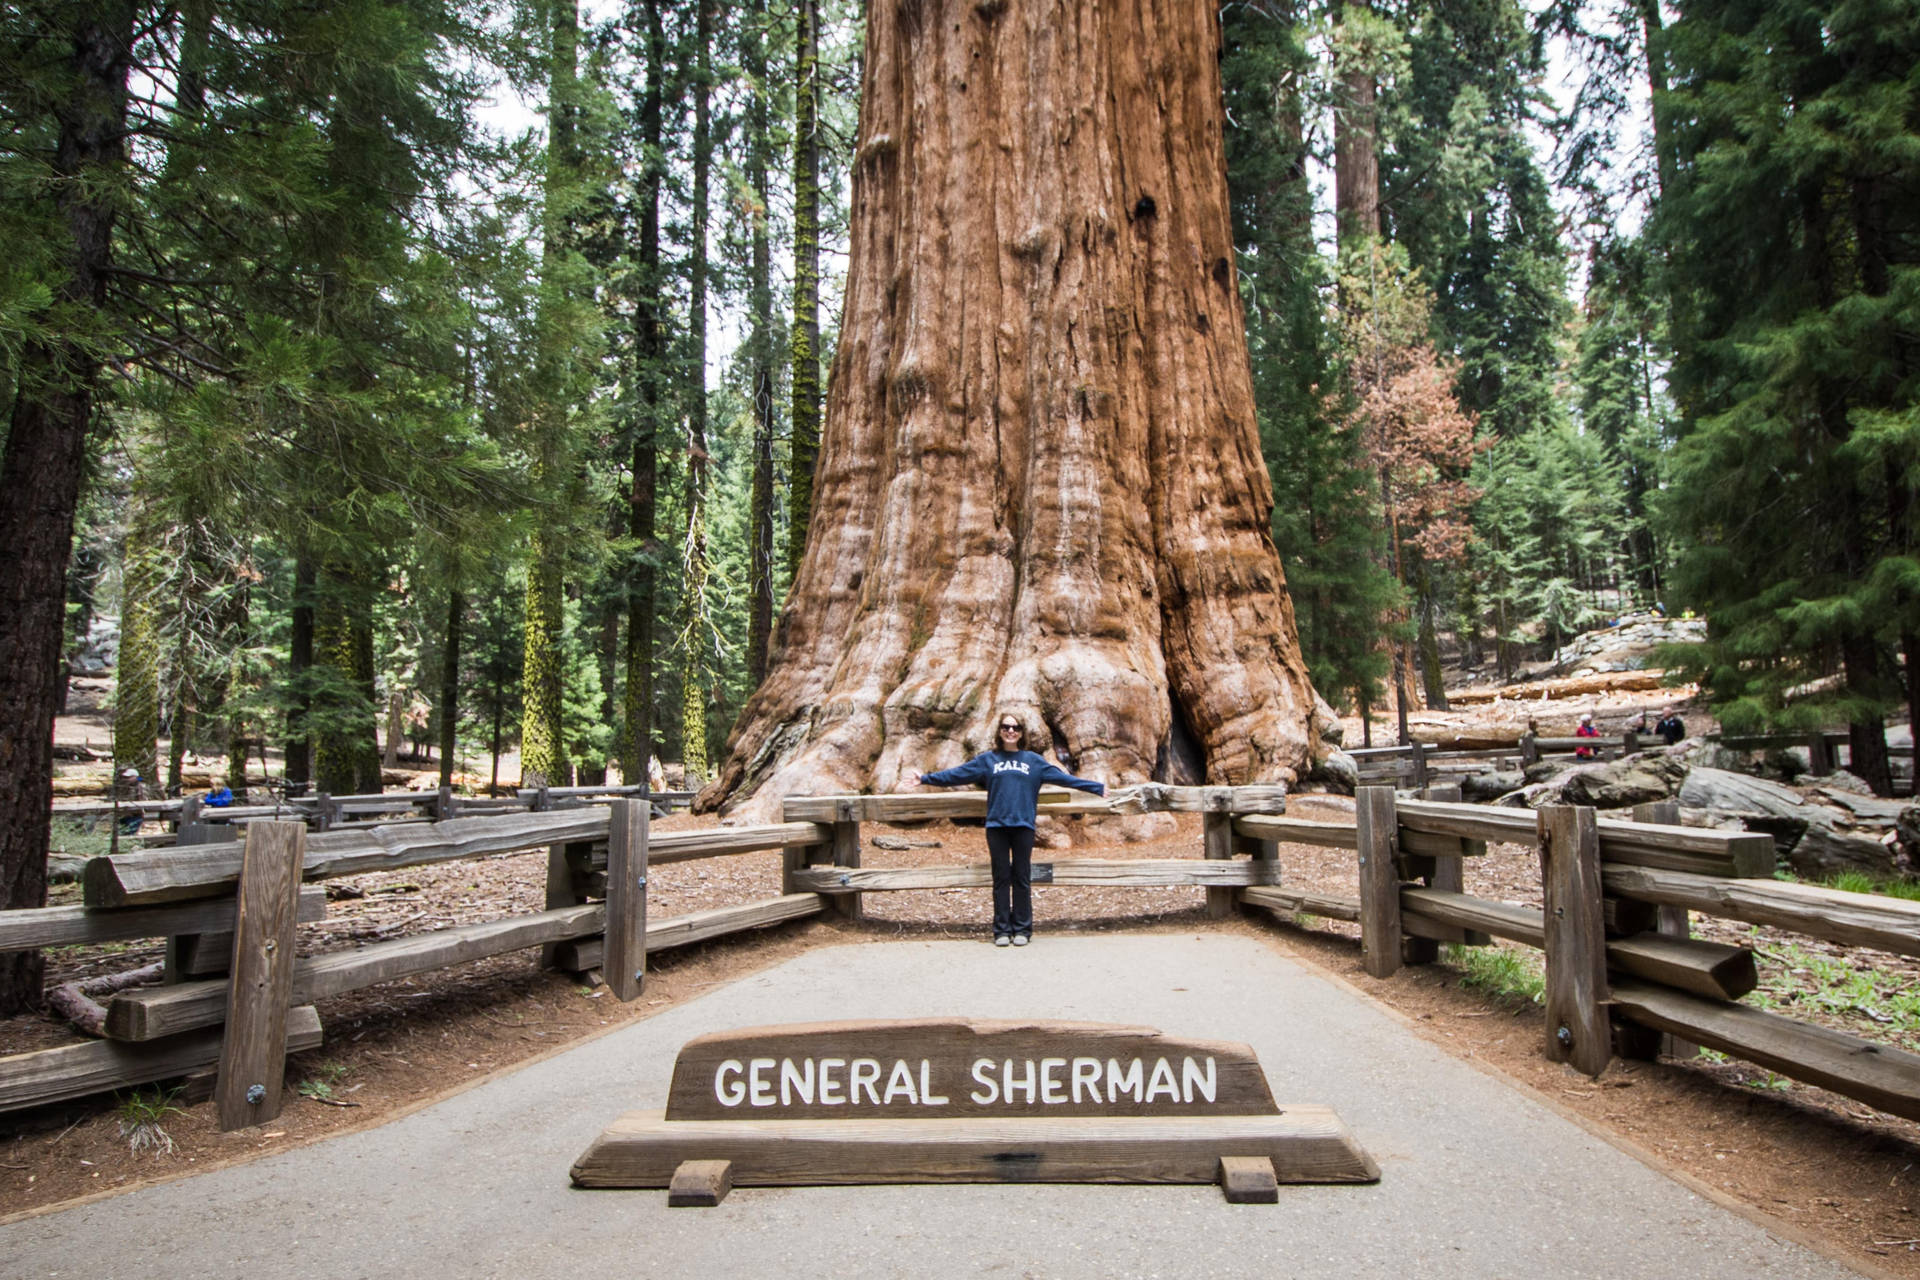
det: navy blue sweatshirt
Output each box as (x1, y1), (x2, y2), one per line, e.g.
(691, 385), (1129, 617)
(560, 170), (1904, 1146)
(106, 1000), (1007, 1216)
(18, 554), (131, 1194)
(920, 749), (1105, 828)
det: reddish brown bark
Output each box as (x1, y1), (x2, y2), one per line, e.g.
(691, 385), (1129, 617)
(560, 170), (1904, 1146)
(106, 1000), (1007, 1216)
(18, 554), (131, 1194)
(702, 0), (1334, 817)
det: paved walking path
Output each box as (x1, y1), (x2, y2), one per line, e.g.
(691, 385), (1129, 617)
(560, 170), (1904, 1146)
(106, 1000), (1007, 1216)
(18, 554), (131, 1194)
(0, 935), (1860, 1279)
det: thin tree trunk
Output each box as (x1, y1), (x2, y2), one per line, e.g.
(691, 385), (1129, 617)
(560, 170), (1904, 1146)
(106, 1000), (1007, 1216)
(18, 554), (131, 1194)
(1333, 0), (1380, 251)
(702, 0), (1334, 816)
(113, 557), (161, 790)
(681, 0), (714, 782)
(787, 0), (822, 580)
(521, 0), (583, 790)
(0, 0), (136, 1014)
(622, 0), (665, 784)
(1842, 634), (1893, 797)
(744, 0), (777, 689)
(286, 554), (315, 787)
(438, 588), (463, 786)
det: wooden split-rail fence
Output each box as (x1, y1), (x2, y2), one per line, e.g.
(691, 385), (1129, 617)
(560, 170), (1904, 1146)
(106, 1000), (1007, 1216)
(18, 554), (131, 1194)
(5, 780), (1919, 1133)
(1350, 731), (1916, 793)
(54, 783), (698, 837)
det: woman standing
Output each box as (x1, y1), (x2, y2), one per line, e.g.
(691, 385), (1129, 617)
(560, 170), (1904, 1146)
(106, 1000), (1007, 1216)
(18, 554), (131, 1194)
(902, 714), (1105, 947)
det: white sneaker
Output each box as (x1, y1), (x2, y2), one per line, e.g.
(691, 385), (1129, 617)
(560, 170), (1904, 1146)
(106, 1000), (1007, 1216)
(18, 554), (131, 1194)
(1012, 934), (1030, 947)
(994, 935), (1010, 947)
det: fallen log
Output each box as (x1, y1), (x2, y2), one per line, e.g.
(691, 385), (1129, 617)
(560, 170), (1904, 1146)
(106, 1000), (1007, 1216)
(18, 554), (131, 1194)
(47, 962), (167, 1037)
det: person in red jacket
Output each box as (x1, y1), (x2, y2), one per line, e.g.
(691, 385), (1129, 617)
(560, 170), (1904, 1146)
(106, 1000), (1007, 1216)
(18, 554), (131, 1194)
(1575, 712), (1600, 759)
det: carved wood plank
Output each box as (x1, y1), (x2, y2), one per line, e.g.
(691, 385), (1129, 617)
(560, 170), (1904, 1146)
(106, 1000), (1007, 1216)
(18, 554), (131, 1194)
(662, 1019), (1277, 1121)
(570, 1111), (1379, 1187)
(215, 821), (306, 1130)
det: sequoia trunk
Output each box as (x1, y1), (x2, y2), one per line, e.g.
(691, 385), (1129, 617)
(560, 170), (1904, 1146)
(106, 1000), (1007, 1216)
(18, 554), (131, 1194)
(701, 0), (1334, 815)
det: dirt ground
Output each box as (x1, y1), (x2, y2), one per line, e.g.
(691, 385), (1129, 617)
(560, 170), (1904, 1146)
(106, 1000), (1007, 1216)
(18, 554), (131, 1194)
(5, 798), (1919, 1277)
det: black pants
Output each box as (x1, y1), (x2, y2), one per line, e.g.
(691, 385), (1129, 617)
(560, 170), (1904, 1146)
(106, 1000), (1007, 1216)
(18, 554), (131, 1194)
(986, 826), (1036, 936)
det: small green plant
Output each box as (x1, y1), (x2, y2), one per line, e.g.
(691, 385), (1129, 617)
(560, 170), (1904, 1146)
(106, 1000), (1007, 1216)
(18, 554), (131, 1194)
(1444, 943), (1545, 1005)
(49, 817), (113, 860)
(296, 1061), (351, 1102)
(1826, 870), (1920, 902)
(115, 1086), (184, 1156)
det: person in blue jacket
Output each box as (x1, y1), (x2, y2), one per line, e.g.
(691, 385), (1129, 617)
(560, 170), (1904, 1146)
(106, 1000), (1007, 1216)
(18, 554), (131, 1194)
(902, 712), (1105, 947)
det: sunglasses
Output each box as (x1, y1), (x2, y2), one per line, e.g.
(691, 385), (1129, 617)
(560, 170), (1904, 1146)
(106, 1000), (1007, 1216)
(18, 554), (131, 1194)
(998, 723), (1021, 732)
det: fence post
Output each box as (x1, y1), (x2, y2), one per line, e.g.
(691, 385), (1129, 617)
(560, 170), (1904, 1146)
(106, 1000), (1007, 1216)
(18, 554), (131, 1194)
(1202, 788), (1235, 919)
(1356, 785), (1402, 979)
(603, 798), (649, 1002)
(1808, 733), (1835, 777)
(541, 836), (597, 973)
(435, 784), (456, 822)
(1615, 799), (1698, 1061)
(1403, 782), (1487, 963)
(176, 795), (202, 835)
(166, 820), (241, 982)
(1622, 729), (1639, 757)
(831, 797), (863, 921)
(1519, 733), (1540, 767)
(1408, 740), (1429, 790)
(312, 792), (334, 832)
(1538, 805), (1610, 1078)
(216, 820), (306, 1131)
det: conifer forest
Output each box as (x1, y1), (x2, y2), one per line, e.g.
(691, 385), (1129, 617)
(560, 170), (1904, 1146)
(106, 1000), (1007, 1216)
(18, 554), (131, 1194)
(1, 0), (1915, 1013)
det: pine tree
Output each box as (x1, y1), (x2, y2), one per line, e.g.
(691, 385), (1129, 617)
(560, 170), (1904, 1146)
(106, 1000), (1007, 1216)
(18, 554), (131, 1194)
(1657, 0), (1920, 794)
(1223, 0), (1396, 717)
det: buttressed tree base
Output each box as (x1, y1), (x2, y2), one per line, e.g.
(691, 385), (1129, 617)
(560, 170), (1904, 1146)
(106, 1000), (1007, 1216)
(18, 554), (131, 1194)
(702, 0), (1337, 818)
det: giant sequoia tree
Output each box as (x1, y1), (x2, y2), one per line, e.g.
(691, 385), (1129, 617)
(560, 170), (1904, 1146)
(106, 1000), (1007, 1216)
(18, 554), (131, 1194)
(701, 0), (1336, 815)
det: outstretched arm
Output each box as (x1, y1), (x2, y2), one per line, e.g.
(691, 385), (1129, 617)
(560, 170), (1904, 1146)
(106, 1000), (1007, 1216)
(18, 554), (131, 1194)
(1036, 761), (1105, 797)
(913, 755), (990, 789)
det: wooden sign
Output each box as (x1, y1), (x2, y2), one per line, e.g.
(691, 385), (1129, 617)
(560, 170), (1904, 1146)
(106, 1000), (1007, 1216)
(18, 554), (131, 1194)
(571, 1018), (1378, 1201)
(663, 1019), (1276, 1120)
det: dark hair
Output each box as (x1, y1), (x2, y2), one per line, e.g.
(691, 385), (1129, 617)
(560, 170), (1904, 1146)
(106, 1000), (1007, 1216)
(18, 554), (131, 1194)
(994, 712), (1028, 749)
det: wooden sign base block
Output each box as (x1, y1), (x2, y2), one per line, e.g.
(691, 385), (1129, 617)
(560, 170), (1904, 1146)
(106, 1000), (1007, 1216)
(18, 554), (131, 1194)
(1219, 1155), (1280, 1204)
(666, 1159), (733, 1207)
(573, 1109), (1376, 1192)
(569, 1018), (1379, 1201)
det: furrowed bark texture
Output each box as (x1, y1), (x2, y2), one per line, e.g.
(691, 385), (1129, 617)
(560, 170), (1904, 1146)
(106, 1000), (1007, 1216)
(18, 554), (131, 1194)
(703, 0), (1333, 817)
